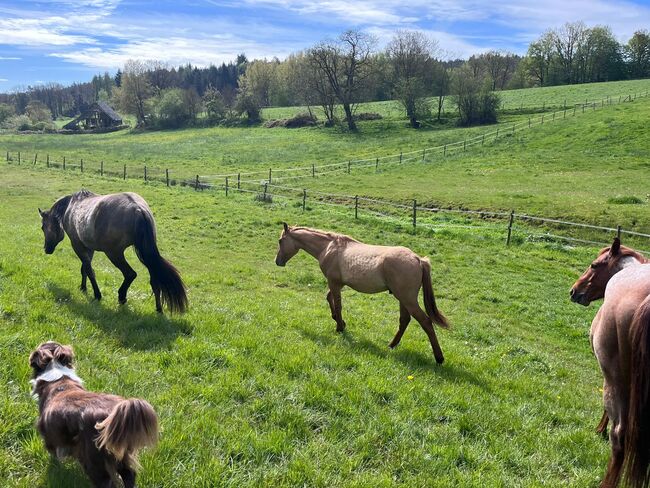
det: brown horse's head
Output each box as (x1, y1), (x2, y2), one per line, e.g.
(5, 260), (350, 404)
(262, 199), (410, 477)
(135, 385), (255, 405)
(38, 208), (64, 254)
(570, 238), (644, 306)
(275, 223), (300, 266)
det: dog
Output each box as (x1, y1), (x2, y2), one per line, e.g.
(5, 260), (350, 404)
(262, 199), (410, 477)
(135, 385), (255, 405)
(29, 341), (158, 487)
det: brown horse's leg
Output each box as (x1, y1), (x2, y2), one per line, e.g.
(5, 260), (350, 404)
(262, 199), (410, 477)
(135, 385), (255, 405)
(389, 302), (411, 349)
(407, 304), (444, 364)
(596, 410), (609, 436)
(327, 284), (346, 332)
(106, 251), (137, 305)
(601, 382), (626, 488)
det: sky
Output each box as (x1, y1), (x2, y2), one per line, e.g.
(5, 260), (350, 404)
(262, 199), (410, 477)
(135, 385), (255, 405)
(1, 0), (649, 90)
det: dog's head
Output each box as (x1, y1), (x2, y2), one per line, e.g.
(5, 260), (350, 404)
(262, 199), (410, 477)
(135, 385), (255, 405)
(29, 341), (75, 378)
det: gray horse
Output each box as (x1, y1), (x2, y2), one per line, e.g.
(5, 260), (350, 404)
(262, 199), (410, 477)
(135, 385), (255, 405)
(39, 190), (187, 313)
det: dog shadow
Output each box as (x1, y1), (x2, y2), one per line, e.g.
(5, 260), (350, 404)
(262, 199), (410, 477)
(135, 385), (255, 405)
(47, 283), (193, 350)
(44, 457), (90, 487)
(297, 324), (490, 391)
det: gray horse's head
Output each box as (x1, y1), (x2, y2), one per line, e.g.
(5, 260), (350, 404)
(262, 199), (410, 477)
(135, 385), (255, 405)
(38, 208), (64, 254)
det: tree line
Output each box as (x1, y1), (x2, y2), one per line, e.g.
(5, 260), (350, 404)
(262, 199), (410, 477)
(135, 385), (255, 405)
(0, 22), (648, 132)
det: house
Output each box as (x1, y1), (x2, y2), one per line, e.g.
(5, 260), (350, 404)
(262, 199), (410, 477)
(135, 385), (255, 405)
(63, 102), (124, 131)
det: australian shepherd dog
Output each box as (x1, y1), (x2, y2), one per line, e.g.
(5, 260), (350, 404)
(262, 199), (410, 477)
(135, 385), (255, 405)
(29, 341), (158, 487)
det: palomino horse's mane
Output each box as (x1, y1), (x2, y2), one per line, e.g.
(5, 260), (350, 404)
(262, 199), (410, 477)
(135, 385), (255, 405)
(50, 190), (96, 221)
(290, 226), (359, 243)
(598, 244), (648, 263)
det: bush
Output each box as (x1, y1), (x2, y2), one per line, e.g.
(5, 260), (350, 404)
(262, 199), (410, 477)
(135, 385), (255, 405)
(354, 112), (383, 121)
(452, 66), (500, 126)
(607, 195), (645, 204)
(264, 113), (317, 128)
(3, 115), (33, 131)
(152, 89), (190, 129)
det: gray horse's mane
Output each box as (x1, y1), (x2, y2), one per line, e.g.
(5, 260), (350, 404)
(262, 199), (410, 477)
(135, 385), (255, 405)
(291, 226), (358, 243)
(50, 190), (96, 220)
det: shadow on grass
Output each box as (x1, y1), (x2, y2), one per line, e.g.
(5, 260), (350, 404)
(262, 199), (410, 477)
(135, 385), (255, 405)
(45, 457), (90, 488)
(297, 324), (489, 391)
(47, 284), (193, 350)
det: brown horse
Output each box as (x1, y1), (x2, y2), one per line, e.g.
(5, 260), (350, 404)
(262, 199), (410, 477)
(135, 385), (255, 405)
(39, 190), (188, 313)
(275, 223), (448, 363)
(571, 238), (650, 487)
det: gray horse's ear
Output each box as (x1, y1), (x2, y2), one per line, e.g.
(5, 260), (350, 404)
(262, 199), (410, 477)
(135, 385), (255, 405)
(283, 222), (289, 232)
(38, 208), (43, 217)
(610, 237), (621, 256)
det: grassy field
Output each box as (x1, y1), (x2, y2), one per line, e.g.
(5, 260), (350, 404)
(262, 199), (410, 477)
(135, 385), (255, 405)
(0, 163), (616, 487)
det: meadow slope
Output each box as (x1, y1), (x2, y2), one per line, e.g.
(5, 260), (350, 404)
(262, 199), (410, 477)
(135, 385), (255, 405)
(0, 164), (612, 487)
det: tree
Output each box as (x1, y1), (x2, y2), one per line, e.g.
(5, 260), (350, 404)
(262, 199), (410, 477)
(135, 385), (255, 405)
(25, 100), (52, 123)
(114, 60), (152, 126)
(431, 61), (451, 121)
(309, 30), (376, 131)
(524, 32), (554, 86)
(152, 88), (187, 128)
(387, 30), (436, 128)
(551, 22), (588, 84)
(0, 103), (15, 125)
(479, 51), (520, 90)
(203, 87), (228, 121)
(626, 30), (650, 78)
(243, 60), (274, 106)
(451, 66), (500, 126)
(235, 73), (262, 122)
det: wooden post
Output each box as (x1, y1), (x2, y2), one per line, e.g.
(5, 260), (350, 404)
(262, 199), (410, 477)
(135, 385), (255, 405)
(225, 176), (229, 196)
(444, 144), (447, 156)
(18, 152), (21, 164)
(582, 105), (585, 113)
(542, 101), (545, 110)
(144, 165), (147, 181)
(195, 175), (199, 190)
(312, 164), (315, 177)
(80, 159), (83, 173)
(399, 152), (402, 164)
(354, 195), (358, 219)
(564, 99), (566, 110)
(422, 148), (426, 162)
(302, 189), (306, 211)
(165, 168), (169, 186)
(63, 156), (65, 170)
(375, 157), (379, 172)
(47, 154), (50, 168)
(463, 139), (466, 151)
(506, 210), (515, 246)
(123, 164), (126, 180)
(101, 161), (104, 176)
(541, 115), (544, 124)
(263, 182), (268, 200)
(552, 112), (555, 121)
(512, 124), (515, 134)
(573, 106), (576, 116)
(237, 173), (241, 191)
(347, 161), (351, 174)
(528, 117), (531, 128)
(269, 168), (272, 184)
(412, 200), (417, 229)
(482, 134), (485, 145)
(34, 154), (37, 165)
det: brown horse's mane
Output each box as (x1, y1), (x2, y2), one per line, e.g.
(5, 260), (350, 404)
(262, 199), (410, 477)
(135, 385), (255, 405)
(598, 244), (648, 263)
(290, 226), (359, 243)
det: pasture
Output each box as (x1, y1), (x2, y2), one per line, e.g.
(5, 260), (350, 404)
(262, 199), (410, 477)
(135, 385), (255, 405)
(0, 163), (612, 487)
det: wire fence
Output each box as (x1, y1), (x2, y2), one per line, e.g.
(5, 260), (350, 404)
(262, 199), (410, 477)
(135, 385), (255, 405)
(4, 88), (650, 252)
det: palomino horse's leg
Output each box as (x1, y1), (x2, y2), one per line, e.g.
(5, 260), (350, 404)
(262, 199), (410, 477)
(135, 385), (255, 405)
(406, 303), (444, 364)
(389, 302), (411, 349)
(327, 284), (346, 332)
(105, 251), (137, 305)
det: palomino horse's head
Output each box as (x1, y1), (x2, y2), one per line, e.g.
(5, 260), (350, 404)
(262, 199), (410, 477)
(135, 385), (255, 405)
(570, 238), (643, 306)
(275, 223), (300, 266)
(38, 208), (64, 254)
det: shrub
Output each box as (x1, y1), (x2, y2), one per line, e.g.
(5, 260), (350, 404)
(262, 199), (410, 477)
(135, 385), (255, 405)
(607, 195), (645, 204)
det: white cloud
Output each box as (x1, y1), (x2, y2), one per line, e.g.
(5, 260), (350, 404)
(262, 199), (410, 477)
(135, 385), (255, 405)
(0, 56), (21, 60)
(0, 78), (8, 82)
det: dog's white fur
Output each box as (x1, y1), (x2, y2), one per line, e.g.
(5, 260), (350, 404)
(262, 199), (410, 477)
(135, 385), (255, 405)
(30, 360), (83, 397)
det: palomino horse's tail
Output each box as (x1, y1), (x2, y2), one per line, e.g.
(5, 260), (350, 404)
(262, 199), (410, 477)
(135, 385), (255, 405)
(420, 258), (449, 328)
(134, 213), (188, 313)
(624, 294), (650, 488)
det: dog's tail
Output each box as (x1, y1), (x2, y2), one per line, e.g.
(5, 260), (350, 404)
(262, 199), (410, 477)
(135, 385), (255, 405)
(95, 398), (158, 466)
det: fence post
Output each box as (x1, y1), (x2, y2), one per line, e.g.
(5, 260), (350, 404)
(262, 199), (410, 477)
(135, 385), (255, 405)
(375, 157), (379, 172)
(354, 195), (358, 219)
(399, 152), (403, 164)
(541, 115), (544, 124)
(463, 139), (466, 151)
(348, 161), (351, 174)
(165, 168), (169, 186)
(564, 99), (566, 110)
(63, 156), (65, 170)
(144, 165), (147, 181)
(263, 182), (268, 200)
(528, 117), (531, 128)
(123, 164), (126, 180)
(412, 200), (417, 229)
(312, 164), (315, 177)
(573, 106), (576, 116)
(101, 161), (104, 176)
(422, 148), (426, 162)
(302, 189), (306, 211)
(482, 134), (485, 145)
(506, 210), (515, 246)
(47, 154), (49, 168)
(269, 168), (272, 184)
(81, 159), (83, 173)
(564, 109), (566, 118)
(18, 152), (20, 164)
(543, 101), (545, 110)
(34, 154), (37, 165)
(552, 112), (555, 121)
(225, 176), (229, 196)
(237, 172), (241, 191)
(444, 144), (447, 156)
(512, 124), (515, 134)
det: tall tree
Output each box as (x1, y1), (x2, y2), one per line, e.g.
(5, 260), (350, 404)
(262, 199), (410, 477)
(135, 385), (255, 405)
(114, 60), (152, 126)
(626, 30), (650, 78)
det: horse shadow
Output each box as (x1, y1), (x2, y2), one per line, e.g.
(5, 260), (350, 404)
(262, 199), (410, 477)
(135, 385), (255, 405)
(44, 457), (90, 488)
(47, 283), (192, 351)
(296, 324), (490, 391)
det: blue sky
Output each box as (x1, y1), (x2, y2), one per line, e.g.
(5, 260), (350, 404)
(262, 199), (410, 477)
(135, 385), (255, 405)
(1, 0), (649, 90)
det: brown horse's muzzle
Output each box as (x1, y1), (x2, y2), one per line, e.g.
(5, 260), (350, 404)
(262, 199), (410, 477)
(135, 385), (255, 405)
(275, 256), (286, 267)
(570, 287), (591, 306)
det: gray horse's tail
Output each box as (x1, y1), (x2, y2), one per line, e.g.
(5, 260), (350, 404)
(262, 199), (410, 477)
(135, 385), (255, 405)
(624, 294), (650, 488)
(134, 214), (188, 313)
(420, 258), (448, 328)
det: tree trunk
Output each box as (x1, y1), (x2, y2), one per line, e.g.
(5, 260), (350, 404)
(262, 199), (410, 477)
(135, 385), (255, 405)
(343, 103), (357, 131)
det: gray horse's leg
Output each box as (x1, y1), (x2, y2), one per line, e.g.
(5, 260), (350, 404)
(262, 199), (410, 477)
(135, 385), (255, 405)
(150, 278), (162, 313)
(389, 302), (411, 349)
(105, 251), (137, 305)
(72, 244), (101, 300)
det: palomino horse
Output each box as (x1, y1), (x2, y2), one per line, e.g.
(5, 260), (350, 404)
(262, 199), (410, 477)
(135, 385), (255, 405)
(275, 223), (448, 363)
(39, 190), (188, 313)
(571, 238), (650, 487)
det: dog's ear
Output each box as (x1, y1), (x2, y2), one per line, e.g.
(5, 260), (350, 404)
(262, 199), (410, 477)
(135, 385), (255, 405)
(29, 348), (54, 371)
(53, 344), (74, 367)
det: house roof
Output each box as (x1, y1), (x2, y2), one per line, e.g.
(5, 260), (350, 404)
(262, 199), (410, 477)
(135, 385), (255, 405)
(95, 101), (122, 122)
(63, 101), (123, 130)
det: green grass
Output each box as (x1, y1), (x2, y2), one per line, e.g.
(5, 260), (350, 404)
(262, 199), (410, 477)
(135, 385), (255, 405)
(0, 164), (613, 487)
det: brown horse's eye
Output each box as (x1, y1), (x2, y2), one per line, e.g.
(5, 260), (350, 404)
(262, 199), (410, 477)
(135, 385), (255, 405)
(590, 262), (600, 269)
